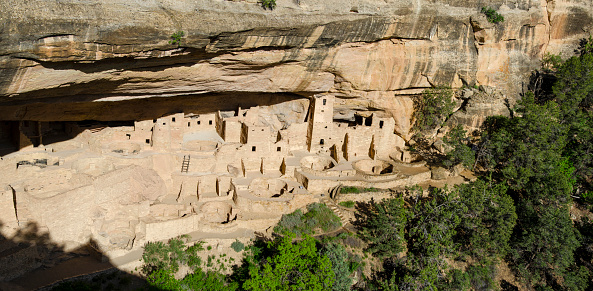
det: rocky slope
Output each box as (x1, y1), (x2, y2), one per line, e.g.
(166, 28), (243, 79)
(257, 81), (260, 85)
(0, 0), (591, 138)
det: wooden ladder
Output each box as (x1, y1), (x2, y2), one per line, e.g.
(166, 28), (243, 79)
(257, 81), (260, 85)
(181, 155), (190, 173)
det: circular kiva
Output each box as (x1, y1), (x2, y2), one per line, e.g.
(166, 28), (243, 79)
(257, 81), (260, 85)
(248, 178), (288, 198)
(199, 201), (233, 223)
(352, 159), (396, 175)
(299, 155), (335, 171)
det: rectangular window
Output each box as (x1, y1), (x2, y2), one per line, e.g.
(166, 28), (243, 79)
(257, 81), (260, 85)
(198, 121), (201, 125)
(277, 147), (281, 152)
(323, 99), (327, 105)
(379, 121), (384, 129)
(188, 122), (191, 127)
(209, 120), (213, 125)
(146, 139), (150, 144)
(252, 146), (256, 152)
(320, 139), (324, 145)
(172, 117), (176, 122)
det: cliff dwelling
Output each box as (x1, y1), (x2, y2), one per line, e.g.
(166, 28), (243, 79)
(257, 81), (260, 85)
(0, 93), (440, 267)
(1, 0), (591, 287)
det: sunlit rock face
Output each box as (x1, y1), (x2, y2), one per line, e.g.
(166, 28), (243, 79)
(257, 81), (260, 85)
(0, 0), (591, 138)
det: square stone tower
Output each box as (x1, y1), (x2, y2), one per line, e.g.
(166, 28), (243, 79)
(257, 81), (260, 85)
(307, 95), (334, 153)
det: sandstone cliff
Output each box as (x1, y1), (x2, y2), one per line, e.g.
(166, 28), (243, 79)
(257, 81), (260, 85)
(0, 0), (591, 137)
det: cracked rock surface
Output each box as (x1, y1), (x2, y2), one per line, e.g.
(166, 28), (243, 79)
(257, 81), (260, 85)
(0, 0), (591, 138)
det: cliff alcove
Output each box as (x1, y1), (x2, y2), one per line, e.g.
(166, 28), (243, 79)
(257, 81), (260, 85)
(0, 0), (592, 288)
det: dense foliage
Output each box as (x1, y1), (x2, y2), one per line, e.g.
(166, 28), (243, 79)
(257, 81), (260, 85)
(274, 202), (342, 236)
(243, 234), (335, 290)
(141, 235), (237, 291)
(442, 125), (475, 169)
(413, 86), (456, 132)
(356, 182), (516, 290)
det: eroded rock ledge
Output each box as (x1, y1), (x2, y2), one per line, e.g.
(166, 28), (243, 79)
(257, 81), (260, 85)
(0, 0), (592, 138)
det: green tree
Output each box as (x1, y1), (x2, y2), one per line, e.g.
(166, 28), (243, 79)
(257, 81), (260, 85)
(441, 261), (498, 291)
(443, 125), (476, 169)
(140, 236), (236, 291)
(370, 186), (467, 290)
(552, 37), (593, 190)
(480, 92), (570, 201)
(510, 203), (580, 287)
(354, 197), (408, 259)
(319, 242), (353, 291)
(414, 86), (456, 132)
(455, 179), (517, 261)
(243, 234), (335, 291)
(141, 236), (203, 275)
(477, 93), (582, 287)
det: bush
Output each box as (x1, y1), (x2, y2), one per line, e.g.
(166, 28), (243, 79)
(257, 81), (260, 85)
(339, 201), (355, 208)
(231, 240), (245, 252)
(169, 31), (184, 45)
(340, 186), (360, 194)
(260, 0), (276, 10)
(444, 262), (497, 290)
(481, 7), (504, 23)
(363, 187), (379, 192)
(304, 203), (343, 232)
(274, 203), (342, 236)
(413, 86), (455, 131)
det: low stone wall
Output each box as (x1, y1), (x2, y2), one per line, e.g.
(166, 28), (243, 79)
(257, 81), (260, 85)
(297, 168), (432, 194)
(336, 191), (393, 204)
(144, 215), (200, 242)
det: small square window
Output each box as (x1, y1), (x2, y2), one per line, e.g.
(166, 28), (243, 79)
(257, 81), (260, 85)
(252, 146), (256, 152)
(172, 117), (176, 122)
(320, 139), (324, 145)
(163, 122), (166, 125)
(153, 119), (156, 123)
(146, 139), (150, 144)
(198, 121), (201, 125)
(209, 120), (213, 125)
(277, 147), (281, 152)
